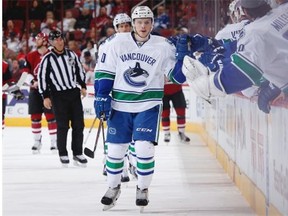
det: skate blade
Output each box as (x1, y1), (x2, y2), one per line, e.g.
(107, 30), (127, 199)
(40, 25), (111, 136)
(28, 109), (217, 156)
(140, 207), (144, 213)
(73, 160), (87, 168)
(102, 203), (116, 211)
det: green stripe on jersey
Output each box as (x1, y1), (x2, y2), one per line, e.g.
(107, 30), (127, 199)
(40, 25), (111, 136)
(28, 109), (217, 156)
(112, 90), (163, 102)
(231, 54), (263, 86)
(95, 71), (115, 80)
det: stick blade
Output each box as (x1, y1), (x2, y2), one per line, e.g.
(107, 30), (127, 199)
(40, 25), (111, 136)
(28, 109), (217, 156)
(84, 147), (95, 158)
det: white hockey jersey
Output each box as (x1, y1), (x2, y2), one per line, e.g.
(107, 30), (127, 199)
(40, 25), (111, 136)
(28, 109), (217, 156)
(95, 32), (177, 112)
(215, 19), (250, 41)
(232, 2), (288, 90)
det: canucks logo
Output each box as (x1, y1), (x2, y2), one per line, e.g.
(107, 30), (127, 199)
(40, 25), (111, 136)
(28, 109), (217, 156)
(123, 62), (149, 87)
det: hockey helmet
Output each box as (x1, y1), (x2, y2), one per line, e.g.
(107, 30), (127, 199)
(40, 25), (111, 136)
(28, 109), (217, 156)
(113, 13), (131, 31)
(131, 6), (154, 22)
(240, 0), (266, 8)
(49, 30), (64, 41)
(36, 32), (49, 42)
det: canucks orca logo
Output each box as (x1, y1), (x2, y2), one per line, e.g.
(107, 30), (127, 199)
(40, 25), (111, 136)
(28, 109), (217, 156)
(123, 62), (149, 87)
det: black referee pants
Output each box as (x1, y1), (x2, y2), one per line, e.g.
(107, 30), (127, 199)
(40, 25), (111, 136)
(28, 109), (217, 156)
(51, 88), (84, 157)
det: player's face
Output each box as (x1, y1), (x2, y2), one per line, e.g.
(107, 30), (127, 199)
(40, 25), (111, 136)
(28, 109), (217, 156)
(133, 18), (152, 41)
(117, 23), (131, 33)
(35, 37), (45, 48)
(52, 37), (64, 52)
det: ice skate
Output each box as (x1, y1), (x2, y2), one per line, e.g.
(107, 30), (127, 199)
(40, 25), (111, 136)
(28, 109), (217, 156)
(60, 156), (69, 168)
(164, 133), (170, 142)
(136, 186), (149, 212)
(73, 155), (87, 168)
(101, 185), (121, 211)
(31, 140), (42, 154)
(178, 132), (190, 143)
(128, 163), (138, 179)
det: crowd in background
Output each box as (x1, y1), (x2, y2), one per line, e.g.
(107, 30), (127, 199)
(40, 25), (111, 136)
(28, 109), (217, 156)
(2, 0), (204, 84)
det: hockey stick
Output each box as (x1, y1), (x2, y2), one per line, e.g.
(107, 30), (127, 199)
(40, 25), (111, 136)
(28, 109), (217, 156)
(83, 116), (97, 146)
(101, 118), (106, 155)
(2, 72), (28, 93)
(84, 117), (103, 158)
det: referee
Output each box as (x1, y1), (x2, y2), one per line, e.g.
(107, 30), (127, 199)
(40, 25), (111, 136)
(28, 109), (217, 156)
(38, 30), (88, 167)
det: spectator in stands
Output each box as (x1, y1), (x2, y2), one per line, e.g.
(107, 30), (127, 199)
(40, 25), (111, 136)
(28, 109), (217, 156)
(29, 0), (45, 20)
(95, 0), (113, 17)
(154, 5), (170, 31)
(2, 41), (17, 62)
(40, 10), (58, 35)
(6, 32), (21, 53)
(74, 7), (93, 33)
(82, 51), (96, 84)
(4, 20), (21, 40)
(29, 21), (40, 38)
(80, 39), (96, 63)
(90, 7), (112, 33)
(57, 10), (76, 36)
(110, 0), (130, 17)
(68, 40), (82, 57)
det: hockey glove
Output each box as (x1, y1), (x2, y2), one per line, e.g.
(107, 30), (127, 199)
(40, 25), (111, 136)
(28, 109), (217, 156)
(12, 90), (25, 100)
(197, 51), (225, 73)
(167, 35), (179, 46)
(94, 94), (111, 120)
(257, 81), (281, 114)
(190, 34), (221, 53)
(175, 34), (190, 61)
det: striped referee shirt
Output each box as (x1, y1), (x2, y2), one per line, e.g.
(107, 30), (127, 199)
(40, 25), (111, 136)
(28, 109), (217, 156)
(38, 48), (86, 98)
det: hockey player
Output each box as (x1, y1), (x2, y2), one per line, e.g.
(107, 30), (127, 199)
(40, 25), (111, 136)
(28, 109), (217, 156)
(94, 6), (185, 210)
(22, 32), (57, 154)
(100, 12), (133, 182)
(2, 61), (25, 130)
(182, 0), (288, 114)
(215, 0), (250, 41)
(162, 80), (190, 143)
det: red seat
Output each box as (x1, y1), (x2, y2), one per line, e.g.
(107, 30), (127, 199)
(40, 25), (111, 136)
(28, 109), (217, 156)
(73, 30), (83, 41)
(12, 20), (24, 30)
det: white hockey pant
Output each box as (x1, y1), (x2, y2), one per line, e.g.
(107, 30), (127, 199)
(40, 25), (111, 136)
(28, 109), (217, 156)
(135, 140), (155, 190)
(106, 143), (129, 188)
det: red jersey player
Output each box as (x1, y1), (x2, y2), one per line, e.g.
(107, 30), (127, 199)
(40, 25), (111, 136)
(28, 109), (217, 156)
(22, 32), (57, 154)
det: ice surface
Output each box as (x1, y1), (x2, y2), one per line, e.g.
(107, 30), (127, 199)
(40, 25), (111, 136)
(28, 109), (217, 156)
(2, 127), (255, 216)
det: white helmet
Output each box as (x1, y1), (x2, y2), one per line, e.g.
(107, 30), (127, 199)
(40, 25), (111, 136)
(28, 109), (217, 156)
(131, 6), (154, 22)
(113, 13), (131, 31)
(228, 0), (238, 23)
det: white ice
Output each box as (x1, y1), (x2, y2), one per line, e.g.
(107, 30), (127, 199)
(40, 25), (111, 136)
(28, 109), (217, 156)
(2, 127), (256, 216)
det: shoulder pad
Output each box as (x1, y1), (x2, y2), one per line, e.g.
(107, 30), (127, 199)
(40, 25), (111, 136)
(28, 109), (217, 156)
(106, 33), (117, 42)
